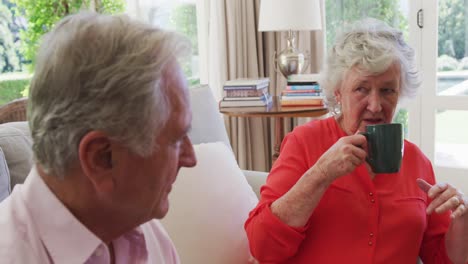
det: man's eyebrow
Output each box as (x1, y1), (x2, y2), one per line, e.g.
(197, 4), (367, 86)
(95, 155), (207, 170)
(382, 80), (398, 85)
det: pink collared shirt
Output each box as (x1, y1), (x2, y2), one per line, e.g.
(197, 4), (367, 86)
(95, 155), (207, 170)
(0, 167), (180, 264)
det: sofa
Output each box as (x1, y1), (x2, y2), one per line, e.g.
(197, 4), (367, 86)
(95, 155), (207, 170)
(0, 85), (268, 263)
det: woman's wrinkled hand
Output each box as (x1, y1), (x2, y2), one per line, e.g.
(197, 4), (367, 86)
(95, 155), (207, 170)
(313, 134), (368, 183)
(417, 178), (468, 219)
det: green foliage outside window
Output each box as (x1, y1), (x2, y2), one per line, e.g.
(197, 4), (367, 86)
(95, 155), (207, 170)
(438, 0), (467, 59)
(11, 0), (125, 70)
(393, 108), (408, 136)
(325, 0), (407, 48)
(170, 3), (199, 86)
(171, 4), (198, 55)
(0, 73), (29, 105)
(437, 54), (460, 71)
(0, 1), (21, 73)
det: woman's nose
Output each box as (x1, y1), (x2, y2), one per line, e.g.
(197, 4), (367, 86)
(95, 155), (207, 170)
(367, 92), (382, 113)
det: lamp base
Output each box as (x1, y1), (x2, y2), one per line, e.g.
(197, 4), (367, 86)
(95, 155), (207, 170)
(275, 30), (309, 79)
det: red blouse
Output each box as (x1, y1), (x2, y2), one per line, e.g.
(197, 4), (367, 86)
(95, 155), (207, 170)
(245, 117), (452, 264)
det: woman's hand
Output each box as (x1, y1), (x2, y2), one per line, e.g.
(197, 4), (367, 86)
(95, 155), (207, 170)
(417, 178), (468, 219)
(313, 134), (368, 184)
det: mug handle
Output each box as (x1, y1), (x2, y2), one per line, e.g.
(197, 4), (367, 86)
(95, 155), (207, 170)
(358, 132), (372, 164)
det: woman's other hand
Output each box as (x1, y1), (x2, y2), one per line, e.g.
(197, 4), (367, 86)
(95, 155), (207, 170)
(312, 134), (368, 184)
(417, 178), (467, 219)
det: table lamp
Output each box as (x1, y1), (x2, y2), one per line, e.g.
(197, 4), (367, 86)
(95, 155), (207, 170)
(258, 0), (322, 79)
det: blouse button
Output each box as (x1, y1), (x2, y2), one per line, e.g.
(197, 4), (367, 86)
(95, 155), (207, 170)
(368, 241), (373, 246)
(369, 192), (373, 196)
(369, 233), (374, 237)
(371, 199), (375, 203)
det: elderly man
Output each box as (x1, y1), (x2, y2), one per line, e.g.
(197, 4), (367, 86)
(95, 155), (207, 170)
(0, 11), (196, 263)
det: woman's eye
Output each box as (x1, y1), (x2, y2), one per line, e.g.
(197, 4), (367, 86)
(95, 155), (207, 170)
(382, 88), (396, 94)
(355, 87), (367, 93)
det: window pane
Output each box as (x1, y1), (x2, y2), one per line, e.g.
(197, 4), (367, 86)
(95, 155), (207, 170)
(325, 0), (409, 47)
(125, 0), (199, 85)
(393, 109), (408, 139)
(436, 0), (468, 96)
(0, 0), (29, 106)
(435, 109), (468, 169)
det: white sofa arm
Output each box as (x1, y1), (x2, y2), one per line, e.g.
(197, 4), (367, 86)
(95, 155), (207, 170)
(242, 169), (267, 199)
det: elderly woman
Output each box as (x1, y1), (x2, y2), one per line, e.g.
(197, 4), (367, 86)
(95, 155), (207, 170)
(245, 18), (468, 263)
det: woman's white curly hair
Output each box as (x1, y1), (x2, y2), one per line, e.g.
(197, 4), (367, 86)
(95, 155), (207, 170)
(319, 18), (421, 115)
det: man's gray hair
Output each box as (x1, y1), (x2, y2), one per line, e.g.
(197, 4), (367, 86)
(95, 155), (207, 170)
(28, 11), (191, 176)
(320, 18), (420, 114)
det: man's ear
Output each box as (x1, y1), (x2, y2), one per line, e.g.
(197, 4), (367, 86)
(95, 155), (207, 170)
(78, 131), (114, 193)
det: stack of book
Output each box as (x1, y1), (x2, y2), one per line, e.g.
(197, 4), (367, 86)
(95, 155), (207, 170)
(219, 78), (272, 107)
(281, 74), (324, 107)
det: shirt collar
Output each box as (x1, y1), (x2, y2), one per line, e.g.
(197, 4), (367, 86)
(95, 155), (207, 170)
(21, 167), (102, 263)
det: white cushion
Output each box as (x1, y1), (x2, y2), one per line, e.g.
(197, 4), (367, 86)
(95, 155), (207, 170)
(188, 85), (231, 147)
(0, 147), (11, 202)
(0, 122), (33, 188)
(161, 142), (258, 264)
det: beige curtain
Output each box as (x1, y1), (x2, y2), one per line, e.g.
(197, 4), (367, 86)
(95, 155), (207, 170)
(205, 0), (325, 172)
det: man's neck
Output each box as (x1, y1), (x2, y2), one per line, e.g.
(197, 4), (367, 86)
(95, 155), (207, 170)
(37, 165), (139, 243)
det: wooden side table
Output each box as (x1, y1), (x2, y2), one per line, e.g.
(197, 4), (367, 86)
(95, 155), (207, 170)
(219, 96), (328, 163)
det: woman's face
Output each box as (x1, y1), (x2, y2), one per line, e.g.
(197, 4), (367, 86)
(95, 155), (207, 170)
(335, 64), (401, 135)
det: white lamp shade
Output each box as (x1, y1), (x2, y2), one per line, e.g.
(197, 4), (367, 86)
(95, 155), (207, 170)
(258, 0), (322, 32)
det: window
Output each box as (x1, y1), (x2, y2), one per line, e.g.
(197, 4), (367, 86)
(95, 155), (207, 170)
(417, 0), (468, 186)
(125, 0), (200, 86)
(0, 0), (29, 106)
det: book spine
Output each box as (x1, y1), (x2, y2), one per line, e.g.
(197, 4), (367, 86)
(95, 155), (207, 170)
(281, 95), (323, 99)
(286, 81), (318, 85)
(219, 100), (267, 107)
(225, 88), (268, 97)
(224, 79), (270, 86)
(223, 85), (258, 90)
(286, 85), (320, 91)
(281, 92), (322, 96)
(224, 94), (269, 101)
(223, 83), (269, 90)
(287, 74), (320, 82)
(281, 98), (323, 105)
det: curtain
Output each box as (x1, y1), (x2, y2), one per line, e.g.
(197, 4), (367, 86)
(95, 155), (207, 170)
(199, 0), (326, 172)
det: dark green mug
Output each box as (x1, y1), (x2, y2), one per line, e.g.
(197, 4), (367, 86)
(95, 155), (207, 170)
(360, 123), (404, 173)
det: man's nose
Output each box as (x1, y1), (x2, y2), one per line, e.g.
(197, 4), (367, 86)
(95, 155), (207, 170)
(181, 137), (197, 168)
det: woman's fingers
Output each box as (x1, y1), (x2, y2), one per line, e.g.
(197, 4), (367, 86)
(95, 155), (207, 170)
(451, 203), (467, 219)
(426, 185), (457, 214)
(432, 196), (461, 214)
(351, 145), (367, 161)
(427, 182), (449, 198)
(416, 178), (431, 193)
(417, 178), (467, 218)
(319, 135), (368, 180)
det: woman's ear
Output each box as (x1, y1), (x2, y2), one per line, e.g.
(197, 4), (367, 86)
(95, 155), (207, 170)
(334, 89), (342, 103)
(78, 131), (114, 193)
